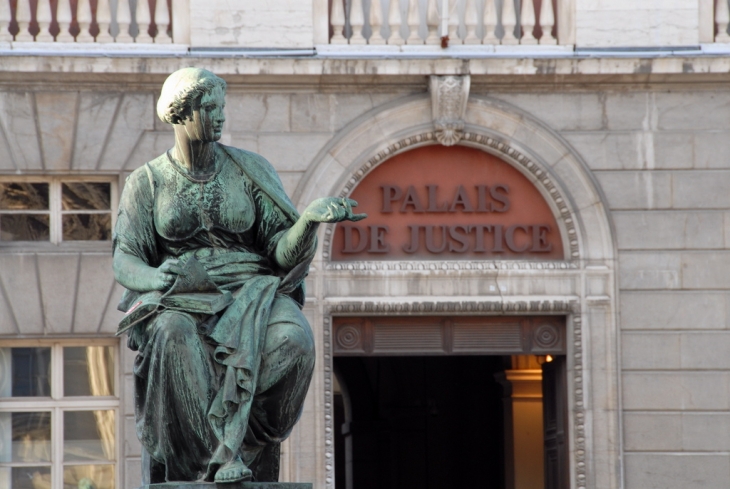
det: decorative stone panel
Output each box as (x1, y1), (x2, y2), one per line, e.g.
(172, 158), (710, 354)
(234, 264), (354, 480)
(430, 75), (470, 146)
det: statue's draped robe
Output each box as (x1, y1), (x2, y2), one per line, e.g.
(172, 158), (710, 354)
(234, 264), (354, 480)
(113, 145), (315, 482)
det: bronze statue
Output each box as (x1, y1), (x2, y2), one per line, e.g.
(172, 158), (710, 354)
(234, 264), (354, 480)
(112, 67), (365, 484)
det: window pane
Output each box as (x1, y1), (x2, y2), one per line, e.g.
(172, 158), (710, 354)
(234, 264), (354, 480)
(62, 214), (111, 241)
(0, 466), (52, 489)
(0, 348), (9, 397)
(64, 411), (115, 462)
(64, 347), (115, 397)
(0, 412), (7, 463)
(8, 348), (51, 397)
(0, 214), (50, 241)
(63, 464), (114, 489)
(0, 412), (52, 463)
(62, 183), (111, 211)
(0, 183), (49, 210)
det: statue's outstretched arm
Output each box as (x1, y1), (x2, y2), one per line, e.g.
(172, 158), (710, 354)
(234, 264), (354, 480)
(275, 197), (366, 270)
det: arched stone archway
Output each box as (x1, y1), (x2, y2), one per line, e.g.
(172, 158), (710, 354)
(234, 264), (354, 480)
(290, 93), (621, 489)
(294, 94), (616, 264)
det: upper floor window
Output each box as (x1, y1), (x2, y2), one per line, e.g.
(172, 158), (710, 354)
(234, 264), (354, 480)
(0, 178), (117, 245)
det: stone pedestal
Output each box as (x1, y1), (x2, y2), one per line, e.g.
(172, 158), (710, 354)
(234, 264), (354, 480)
(140, 484), (312, 489)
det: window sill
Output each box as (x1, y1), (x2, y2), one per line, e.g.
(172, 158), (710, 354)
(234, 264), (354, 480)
(0, 241), (113, 253)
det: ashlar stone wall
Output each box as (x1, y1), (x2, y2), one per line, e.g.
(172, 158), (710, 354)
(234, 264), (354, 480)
(0, 83), (416, 489)
(2, 79), (730, 488)
(493, 88), (730, 489)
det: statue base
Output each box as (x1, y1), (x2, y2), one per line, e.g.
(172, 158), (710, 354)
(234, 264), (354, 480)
(140, 484), (312, 489)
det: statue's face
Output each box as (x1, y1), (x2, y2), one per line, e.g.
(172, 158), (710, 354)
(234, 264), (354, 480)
(182, 84), (226, 142)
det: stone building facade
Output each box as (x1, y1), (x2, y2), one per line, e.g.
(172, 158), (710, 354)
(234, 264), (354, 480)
(1, 1), (730, 488)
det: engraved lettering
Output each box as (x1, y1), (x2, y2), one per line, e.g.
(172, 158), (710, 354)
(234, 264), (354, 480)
(400, 186), (425, 213)
(341, 225), (368, 253)
(531, 224), (553, 252)
(448, 225), (470, 252)
(381, 185), (402, 213)
(403, 225), (421, 253)
(470, 224), (492, 252)
(505, 225), (530, 252)
(426, 185), (449, 212)
(449, 185), (474, 212)
(493, 224), (505, 252)
(425, 225), (448, 253)
(368, 225), (390, 253)
(476, 185), (490, 212)
(490, 184), (510, 212)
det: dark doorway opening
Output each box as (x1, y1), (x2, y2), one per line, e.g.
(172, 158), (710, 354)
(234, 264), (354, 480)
(333, 355), (509, 489)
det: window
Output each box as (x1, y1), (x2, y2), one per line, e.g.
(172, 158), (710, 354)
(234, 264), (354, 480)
(0, 178), (117, 245)
(0, 341), (119, 489)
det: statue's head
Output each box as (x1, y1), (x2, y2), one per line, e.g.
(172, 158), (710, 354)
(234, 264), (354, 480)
(157, 67), (227, 142)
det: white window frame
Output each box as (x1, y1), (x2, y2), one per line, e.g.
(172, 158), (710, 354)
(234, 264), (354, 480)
(0, 175), (119, 250)
(0, 338), (121, 489)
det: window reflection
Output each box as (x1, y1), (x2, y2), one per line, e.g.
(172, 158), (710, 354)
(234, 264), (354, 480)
(0, 215), (51, 242)
(64, 347), (115, 397)
(0, 183), (49, 210)
(0, 466), (52, 489)
(61, 183), (111, 211)
(7, 348), (51, 397)
(63, 464), (114, 489)
(0, 348), (9, 397)
(0, 412), (52, 463)
(63, 411), (115, 462)
(0, 180), (114, 243)
(61, 215), (111, 241)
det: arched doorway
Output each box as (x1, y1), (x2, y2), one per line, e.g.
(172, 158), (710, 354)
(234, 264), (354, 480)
(290, 93), (619, 489)
(331, 314), (567, 489)
(327, 144), (569, 489)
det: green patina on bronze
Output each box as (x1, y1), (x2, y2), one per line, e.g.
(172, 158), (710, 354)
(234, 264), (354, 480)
(140, 483), (313, 489)
(112, 67), (365, 485)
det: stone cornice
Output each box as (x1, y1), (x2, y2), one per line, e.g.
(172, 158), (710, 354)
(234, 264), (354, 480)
(322, 296), (581, 314)
(2, 52), (730, 88)
(324, 260), (579, 272)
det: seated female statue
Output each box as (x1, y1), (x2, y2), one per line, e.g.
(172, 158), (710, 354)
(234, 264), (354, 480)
(112, 67), (365, 484)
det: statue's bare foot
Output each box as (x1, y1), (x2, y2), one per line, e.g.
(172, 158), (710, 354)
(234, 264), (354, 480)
(214, 457), (252, 484)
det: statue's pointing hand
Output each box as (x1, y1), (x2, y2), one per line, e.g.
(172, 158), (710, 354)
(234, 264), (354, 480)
(304, 197), (367, 223)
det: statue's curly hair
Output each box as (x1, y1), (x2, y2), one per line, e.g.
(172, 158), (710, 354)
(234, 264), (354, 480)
(156, 67), (227, 124)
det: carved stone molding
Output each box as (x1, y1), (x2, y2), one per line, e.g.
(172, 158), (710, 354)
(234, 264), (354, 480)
(533, 323), (560, 349)
(322, 316), (335, 488)
(324, 131), (581, 261)
(324, 260), (578, 272)
(335, 324), (361, 351)
(324, 298), (579, 315)
(332, 316), (566, 356)
(572, 315), (587, 489)
(430, 75), (470, 146)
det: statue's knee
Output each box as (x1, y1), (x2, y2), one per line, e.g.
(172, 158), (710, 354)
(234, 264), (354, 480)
(290, 325), (314, 361)
(268, 322), (314, 364)
(154, 312), (197, 343)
